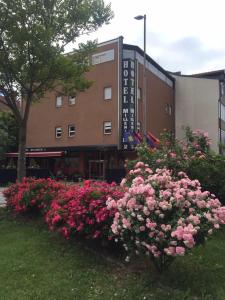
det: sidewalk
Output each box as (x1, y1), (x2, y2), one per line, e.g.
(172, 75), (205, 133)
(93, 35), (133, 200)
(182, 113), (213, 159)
(0, 188), (6, 207)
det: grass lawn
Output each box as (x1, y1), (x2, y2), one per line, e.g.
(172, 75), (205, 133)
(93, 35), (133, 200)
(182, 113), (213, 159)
(1, 208), (225, 300)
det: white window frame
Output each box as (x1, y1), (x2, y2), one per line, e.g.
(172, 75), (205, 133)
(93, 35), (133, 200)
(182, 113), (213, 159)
(221, 128), (225, 144)
(103, 121), (112, 135)
(137, 121), (141, 132)
(68, 124), (75, 137)
(221, 103), (225, 122)
(104, 87), (112, 100)
(221, 82), (224, 96)
(56, 96), (62, 107)
(55, 127), (62, 139)
(165, 103), (172, 115)
(68, 96), (76, 105)
(137, 87), (142, 100)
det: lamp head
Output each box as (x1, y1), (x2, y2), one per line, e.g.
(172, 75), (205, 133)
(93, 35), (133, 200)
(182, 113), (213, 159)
(134, 15), (144, 20)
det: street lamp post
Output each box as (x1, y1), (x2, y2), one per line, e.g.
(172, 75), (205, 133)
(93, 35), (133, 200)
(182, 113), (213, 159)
(134, 14), (147, 139)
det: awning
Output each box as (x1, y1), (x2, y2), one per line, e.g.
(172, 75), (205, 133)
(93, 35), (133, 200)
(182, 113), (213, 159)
(6, 151), (65, 158)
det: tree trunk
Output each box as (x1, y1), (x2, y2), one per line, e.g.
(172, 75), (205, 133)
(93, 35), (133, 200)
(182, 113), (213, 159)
(17, 122), (27, 182)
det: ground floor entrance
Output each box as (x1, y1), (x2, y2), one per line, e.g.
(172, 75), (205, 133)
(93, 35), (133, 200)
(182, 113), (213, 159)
(1, 146), (136, 184)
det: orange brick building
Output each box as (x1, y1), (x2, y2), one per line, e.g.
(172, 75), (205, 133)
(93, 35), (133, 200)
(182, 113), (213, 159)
(25, 37), (175, 181)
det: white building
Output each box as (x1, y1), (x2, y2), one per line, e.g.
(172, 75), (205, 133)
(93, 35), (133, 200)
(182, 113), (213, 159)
(172, 73), (219, 153)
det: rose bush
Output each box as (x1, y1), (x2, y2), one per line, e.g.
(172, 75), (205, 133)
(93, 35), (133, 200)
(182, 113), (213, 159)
(45, 180), (124, 240)
(4, 177), (65, 214)
(129, 127), (225, 204)
(107, 162), (225, 272)
(131, 127), (211, 175)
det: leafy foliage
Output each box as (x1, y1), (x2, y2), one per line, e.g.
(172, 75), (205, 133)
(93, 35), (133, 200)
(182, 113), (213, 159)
(0, 111), (19, 157)
(186, 155), (225, 204)
(0, 0), (113, 180)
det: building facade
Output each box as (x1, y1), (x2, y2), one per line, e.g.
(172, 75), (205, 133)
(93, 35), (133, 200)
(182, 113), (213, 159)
(26, 37), (175, 181)
(173, 74), (219, 153)
(191, 70), (225, 152)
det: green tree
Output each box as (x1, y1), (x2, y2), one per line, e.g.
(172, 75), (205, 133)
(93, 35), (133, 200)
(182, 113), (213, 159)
(0, 0), (113, 181)
(0, 111), (19, 158)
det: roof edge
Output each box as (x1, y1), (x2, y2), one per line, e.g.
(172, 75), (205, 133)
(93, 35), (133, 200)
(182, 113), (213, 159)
(123, 43), (175, 82)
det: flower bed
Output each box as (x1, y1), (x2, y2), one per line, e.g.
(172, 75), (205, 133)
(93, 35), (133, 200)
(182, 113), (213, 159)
(4, 177), (65, 213)
(4, 170), (225, 274)
(45, 180), (124, 240)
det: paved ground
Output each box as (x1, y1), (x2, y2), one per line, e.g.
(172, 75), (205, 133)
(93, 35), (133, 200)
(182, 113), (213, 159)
(0, 188), (6, 207)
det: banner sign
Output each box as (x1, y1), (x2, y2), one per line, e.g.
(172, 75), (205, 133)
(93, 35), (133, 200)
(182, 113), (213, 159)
(121, 59), (136, 150)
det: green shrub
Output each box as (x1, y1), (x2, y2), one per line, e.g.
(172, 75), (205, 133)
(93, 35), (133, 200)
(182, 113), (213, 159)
(128, 128), (225, 204)
(186, 155), (225, 204)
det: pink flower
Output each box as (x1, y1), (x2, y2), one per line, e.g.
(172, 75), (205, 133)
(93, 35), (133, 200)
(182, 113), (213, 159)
(135, 162), (145, 168)
(107, 198), (117, 209)
(143, 206), (150, 216)
(146, 220), (157, 230)
(52, 214), (61, 224)
(164, 246), (175, 256)
(216, 206), (225, 224)
(146, 197), (156, 210)
(188, 214), (200, 225)
(169, 152), (177, 158)
(196, 200), (206, 209)
(145, 168), (153, 174)
(175, 246), (185, 255)
(111, 223), (118, 234)
(139, 226), (145, 232)
(171, 226), (184, 240)
(127, 198), (137, 209)
(122, 218), (131, 229)
(120, 178), (127, 187)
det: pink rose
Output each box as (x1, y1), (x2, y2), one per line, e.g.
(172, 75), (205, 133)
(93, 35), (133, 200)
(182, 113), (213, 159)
(175, 246), (185, 256)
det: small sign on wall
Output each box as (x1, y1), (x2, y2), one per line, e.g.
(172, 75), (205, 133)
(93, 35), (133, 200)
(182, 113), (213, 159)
(92, 49), (114, 65)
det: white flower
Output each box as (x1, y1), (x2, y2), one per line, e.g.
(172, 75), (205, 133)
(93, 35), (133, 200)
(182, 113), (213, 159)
(125, 256), (130, 262)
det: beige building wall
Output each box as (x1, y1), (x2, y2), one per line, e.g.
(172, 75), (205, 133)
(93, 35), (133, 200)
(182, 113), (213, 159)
(174, 75), (219, 153)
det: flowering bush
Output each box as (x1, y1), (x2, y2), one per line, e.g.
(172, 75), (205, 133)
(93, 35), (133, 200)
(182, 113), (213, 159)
(132, 127), (211, 175)
(129, 127), (225, 204)
(107, 162), (225, 272)
(4, 177), (65, 214)
(45, 180), (124, 240)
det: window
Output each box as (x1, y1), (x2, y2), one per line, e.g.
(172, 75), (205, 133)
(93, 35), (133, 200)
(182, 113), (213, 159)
(68, 96), (76, 105)
(137, 87), (142, 100)
(55, 127), (62, 138)
(220, 129), (225, 154)
(56, 96), (62, 107)
(165, 103), (172, 115)
(103, 121), (112, 134)
(104, 87), (112, 100)
(68, 124), (75, 137)
(137, 121), (141, 132)
(221, 82), (224, 96)
(220, 103), (225, 122)
(220, 128), (225, 144)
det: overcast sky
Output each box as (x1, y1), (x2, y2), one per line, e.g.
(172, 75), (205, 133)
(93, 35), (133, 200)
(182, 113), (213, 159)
(67, 0), (225, 75)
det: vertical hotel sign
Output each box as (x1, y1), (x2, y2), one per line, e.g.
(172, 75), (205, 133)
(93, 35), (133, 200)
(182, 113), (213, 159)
(121, 59), (136, 150)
